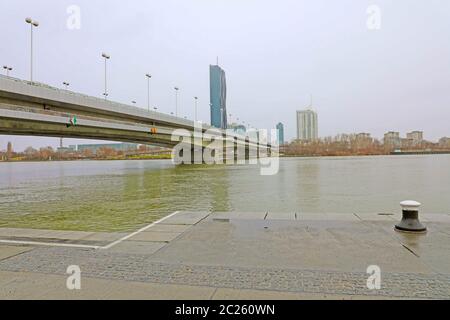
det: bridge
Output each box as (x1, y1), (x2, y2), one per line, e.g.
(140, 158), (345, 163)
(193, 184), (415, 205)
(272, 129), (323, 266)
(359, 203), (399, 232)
(0, 76), (272, 162)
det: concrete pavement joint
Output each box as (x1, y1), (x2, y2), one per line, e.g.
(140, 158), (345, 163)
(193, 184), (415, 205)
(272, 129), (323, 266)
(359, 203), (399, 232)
(0, 239), (102, 250)
(101, 211), (181, 250)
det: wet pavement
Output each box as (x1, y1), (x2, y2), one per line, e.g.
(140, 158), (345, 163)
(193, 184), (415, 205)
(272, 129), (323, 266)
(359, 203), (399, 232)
(0, 211), (449, 299)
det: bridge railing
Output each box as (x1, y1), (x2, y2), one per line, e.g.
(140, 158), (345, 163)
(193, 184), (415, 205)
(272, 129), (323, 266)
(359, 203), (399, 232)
(0, 75), (268, 147)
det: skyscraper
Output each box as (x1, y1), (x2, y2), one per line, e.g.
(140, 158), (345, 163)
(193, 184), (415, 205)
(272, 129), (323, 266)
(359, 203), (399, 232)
(296, 109), (318, 141)
(210, 64), (227, 129)
(276, 122), (284, 145)
(6, 142), (13, 159)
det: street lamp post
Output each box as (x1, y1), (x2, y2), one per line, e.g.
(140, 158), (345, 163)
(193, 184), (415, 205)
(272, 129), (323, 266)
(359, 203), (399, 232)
(174, 87), (179, 117)
(3, 66), (12, 77)
(25, 17), (39, 82)
(194, 96), (198, 122)
(146, 74), (151, 112)
(101, 52), (110, 100)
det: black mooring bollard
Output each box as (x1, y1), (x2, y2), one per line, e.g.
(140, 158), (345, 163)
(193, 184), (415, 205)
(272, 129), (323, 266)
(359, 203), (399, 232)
(395, 200), (427, 233)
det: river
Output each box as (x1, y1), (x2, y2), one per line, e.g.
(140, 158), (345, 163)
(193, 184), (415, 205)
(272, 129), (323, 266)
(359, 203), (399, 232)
(0, 155), (449, 232)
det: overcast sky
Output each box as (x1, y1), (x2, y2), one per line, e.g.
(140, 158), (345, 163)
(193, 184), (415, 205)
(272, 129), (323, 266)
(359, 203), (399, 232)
(1, 0), (449, 151)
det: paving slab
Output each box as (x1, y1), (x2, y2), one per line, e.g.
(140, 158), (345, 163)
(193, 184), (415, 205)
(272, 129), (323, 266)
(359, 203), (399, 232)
(0, 228), (55, 238)
(420, 214), (450, 223)
(148, 224), (192, 233)
(161, 211), (210, 225)
(372, 222), (450, 275)
(0, 271), (62, 299)
(80, 232), (127, 242)
(149, 219), (435, 274)
(299, 213), (360, 222)
(354, 213), (397, 222)
(265, 212), (296, 220)
(106, 241), (165, 255)
(0, 245), (32, 262)
(36, 230), (96, 241)
(0, 228), (95, 241)
(211, 212), (267, 220)
(129, 232), (181, 243)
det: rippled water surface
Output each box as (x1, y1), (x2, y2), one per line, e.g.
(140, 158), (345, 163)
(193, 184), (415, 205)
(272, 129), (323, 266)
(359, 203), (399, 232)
(0, 155), (449, 232)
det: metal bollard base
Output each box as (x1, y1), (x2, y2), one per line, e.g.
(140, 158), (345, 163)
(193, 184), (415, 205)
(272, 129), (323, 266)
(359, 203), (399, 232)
(395, 210), (427, 233)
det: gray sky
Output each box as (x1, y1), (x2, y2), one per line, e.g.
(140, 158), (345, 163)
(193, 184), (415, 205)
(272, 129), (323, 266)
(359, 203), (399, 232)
(1, 0), (450, 151)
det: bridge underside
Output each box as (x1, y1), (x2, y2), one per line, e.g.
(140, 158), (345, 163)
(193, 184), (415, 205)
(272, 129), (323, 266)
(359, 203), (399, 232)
(0, 76), (271, 162)
(0, 117), (178, 148)
(0, 111), (268, 161)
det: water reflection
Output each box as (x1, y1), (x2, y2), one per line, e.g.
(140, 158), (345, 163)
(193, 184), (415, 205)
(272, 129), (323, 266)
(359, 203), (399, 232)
(0, 155), (449, 232)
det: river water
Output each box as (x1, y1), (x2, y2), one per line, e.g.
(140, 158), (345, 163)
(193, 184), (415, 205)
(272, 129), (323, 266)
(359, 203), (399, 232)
(0, 155), (449, 232)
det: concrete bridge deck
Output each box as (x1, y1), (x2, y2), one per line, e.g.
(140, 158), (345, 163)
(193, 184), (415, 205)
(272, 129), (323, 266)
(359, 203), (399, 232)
(0, 211), (449, 299)
(0, 76), (270, 153)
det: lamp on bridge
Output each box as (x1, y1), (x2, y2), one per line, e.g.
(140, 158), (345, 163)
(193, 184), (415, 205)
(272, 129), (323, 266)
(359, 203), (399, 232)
(3, 66), (12, 77)
(101, 52), (111, 100)
(146, 74), (152, 112)
(25, 17), (39, 83)
(194, 96), (198, 122)
(174, 87), (180, 117)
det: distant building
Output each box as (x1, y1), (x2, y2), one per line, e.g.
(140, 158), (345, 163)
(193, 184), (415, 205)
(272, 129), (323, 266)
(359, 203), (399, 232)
(406, 131), (423, 145)
(57, 146), (76, 153)
(296, 110), (318, 141)
(76, 143), (138, 154)
(276, 123), (285, 145)
(439, 137), (450, 148)
(210, 64), (227, 129)
(356, 133), (371, 140)
(6, 142), (12, 156)
(384, 131), (401, 148)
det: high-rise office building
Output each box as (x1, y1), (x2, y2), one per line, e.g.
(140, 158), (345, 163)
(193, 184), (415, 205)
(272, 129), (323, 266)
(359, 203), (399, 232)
(296, 109), (318, 141)
(210, 65), (227, 129)
(276, 122), (284, 145)
(6, 142), (12, 155)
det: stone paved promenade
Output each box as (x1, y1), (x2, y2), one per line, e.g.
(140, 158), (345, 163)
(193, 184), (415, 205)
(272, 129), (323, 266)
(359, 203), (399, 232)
(0, 211), (449, 299)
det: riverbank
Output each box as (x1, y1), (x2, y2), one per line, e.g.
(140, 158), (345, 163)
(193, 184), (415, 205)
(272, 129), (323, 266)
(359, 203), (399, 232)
(0, 153), (172, 163)
(3, 151), (448, 163)
(0, 211), (448, 299)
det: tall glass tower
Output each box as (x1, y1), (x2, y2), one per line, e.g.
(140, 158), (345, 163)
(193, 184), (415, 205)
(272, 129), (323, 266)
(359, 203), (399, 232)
(210, 65), (227, 129)
(276, 122), (285, 145)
